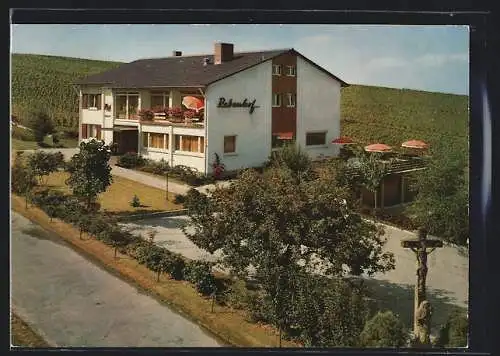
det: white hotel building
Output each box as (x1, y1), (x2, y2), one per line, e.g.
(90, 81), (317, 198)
(77, 42), (348, 175)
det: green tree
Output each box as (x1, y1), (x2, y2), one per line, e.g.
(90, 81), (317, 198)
(267, 142), (315, 181)
(108, 226), (132, 258)
(65, 139), (112, 211)
(406, 144), (468, 246)
(435, 310), (468, 348)
(27, 151), (64, 185)
(11, 152), (37, 208)
(27, 111), (54, 144)
(183, 167), (395, 345)
(359, 310), (408, 347)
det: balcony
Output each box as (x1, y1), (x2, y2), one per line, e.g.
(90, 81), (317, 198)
(138, 107), (205, 128)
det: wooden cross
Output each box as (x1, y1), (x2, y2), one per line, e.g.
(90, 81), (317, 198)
(401, 227), (443, 345)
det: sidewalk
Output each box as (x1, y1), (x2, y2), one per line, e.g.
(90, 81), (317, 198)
(111, 165), (234, 196)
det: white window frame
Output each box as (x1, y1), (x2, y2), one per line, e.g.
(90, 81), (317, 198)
(286, 93), (296, 108)
(115, 92), (140, 119)
(272, 64), (282, 76)
(174, 134), (204, 154)
(305, 131), (328, 147)
(82, 93), (102, 110)
(286, 65), (296, 77)
(223, 135), (237, 155)
(272, 93), (282, 108)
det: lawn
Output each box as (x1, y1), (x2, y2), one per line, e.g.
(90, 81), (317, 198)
(11, 137), (79, 151)
(44, 171), (182, 214)
(10, 312), (50, 347)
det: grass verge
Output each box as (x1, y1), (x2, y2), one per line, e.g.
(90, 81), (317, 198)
(10, 312), (51, 348)
(11, 194), (298, 347)
(44, 171), (182, 213)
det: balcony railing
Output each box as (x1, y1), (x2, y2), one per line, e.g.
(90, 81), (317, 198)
(138, 107), (205, 128)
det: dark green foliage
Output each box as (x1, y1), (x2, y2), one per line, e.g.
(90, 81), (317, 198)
(266, 143), (315, 181)
(130, 194), (141, 207)
(11, 154), (37, 195)
(27, 151), (64, 185)
(66, 139), (112, 210)
(359, 310), (408, 347)
(406, 143), (468, 246)
(184, 260), (217, 296)
(169, 254), (186, 280)
(435, 310), (468, 348)
(26, 111), (55, 143)
(173, 194), (186, 204)
(117, 152), (147, 169)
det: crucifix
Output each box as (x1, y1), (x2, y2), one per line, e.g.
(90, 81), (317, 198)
(401, 227), (443, 345)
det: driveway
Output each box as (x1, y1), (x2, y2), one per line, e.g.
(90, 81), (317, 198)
(11, 211), (220, 347)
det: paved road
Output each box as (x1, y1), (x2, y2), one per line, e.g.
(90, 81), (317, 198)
(11, 211), (220, 347)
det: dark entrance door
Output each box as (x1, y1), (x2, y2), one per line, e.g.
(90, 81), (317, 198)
(113, 129), (138, 154)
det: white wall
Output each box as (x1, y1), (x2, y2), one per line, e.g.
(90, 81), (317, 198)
(205, 61), (272, 173)
(81, 86), (104, 126)
(296, 56), (341, 159)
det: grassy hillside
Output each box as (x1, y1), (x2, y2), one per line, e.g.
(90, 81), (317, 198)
(11, 54), (121, 129)
(341, 85), (469, 157)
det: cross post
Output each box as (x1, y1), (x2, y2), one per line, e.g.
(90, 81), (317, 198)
(401, 227), (443, 345)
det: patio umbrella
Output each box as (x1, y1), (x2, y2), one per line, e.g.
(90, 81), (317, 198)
(401, 139), (429, 149)
(182, 96), (204, 113)
(364, 143), (393, 153)
(331, 136), (355, 144)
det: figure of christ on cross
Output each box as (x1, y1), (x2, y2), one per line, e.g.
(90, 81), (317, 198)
(401, 227), (444, 346)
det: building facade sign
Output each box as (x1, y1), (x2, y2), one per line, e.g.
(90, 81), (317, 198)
(217, 97), (260, 114)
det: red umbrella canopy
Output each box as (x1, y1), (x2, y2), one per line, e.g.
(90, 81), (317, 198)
(331, 136), (355, 144)
(364, 143), (393, 153)
(401, 139), (429, 149)
(182, 96), (204, 113)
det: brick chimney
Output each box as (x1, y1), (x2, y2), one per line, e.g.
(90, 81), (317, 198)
(214, 43), (234, 64)
(172, 51), (182, 57)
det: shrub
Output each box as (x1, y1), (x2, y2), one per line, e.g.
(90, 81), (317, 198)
(27, 151), (64, 184)
(117, 152), (146, 168)
(184, 260), (217, 296)
(130, 194), (141, 207)
(11, 155), (37, 195)
(168, 254), (186, 280)
(435, 310), (468, 347)
(226, 279), (255, 310)
(27, 111), (54, 143)
(359, 310), (408, 347)
(62, 129), (79, 140)
(173, 194), (186, 204)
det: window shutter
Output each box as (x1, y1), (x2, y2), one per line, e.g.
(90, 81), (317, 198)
(96, 95), (102, 109)
(82, 95), (88, 109)
(96, 125), (102, 139)
(81, 124), (88, 139)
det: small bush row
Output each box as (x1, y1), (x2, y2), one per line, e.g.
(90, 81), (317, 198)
(27, 189), (220, 297)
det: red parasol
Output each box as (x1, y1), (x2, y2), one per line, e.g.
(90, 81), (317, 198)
(331, 136), (355, 144)
(401, 139), (429, 149)
(364, 143), (393, 153)
(182, 96), (204, 113)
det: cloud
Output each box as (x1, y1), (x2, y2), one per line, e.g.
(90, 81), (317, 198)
(296, 34), (332, 46)
(414, 53), (469, 66)
(366, 57), (409, 69)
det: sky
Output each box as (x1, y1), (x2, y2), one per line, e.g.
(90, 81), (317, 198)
(11, 24), (469, 95)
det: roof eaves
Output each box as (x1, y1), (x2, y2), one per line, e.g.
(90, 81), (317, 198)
(290, 49), (349, 87)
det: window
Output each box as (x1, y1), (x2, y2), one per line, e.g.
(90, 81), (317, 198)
(286, 65), (296, 76)
(174, 135), (204, 153)
(306, 132), (327, 146)
(116, 93), (139, 119)
(286, 93), (296, 108)
(81, 124), (101, 139)
(272, 93), (282, 107)
(82, 94), (102, 109)
(272, 64), (282, 76)
(150, 92), (169, 109)
(224, 135), (236, 154)
(142, 133), (169, 150)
